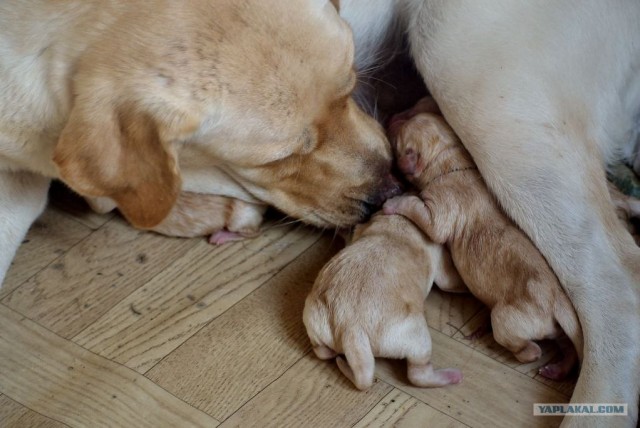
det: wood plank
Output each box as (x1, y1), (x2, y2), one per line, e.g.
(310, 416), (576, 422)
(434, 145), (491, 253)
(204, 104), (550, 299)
(0, 304), (218, 428)
(1, 208), (92, 299)
(424, 288), (484, 337)
(220, 354), (392, 428)
(48, 182), (114, 230)
(2, 217), (198, 338)
(74, 225), (323, 374)
(144, 235), (338, 420)
(354, 389), (468, 428)
(0, 394), (67, 428)
(374, 328), (568, 428)
(533, 373), (576, 398)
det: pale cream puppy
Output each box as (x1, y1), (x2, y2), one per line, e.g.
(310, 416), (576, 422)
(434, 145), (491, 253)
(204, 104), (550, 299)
(303, 213), (466, 390)
(384, 110), (584, 379)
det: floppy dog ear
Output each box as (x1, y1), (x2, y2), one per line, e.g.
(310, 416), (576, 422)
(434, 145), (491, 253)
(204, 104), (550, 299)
(53, 100), (183, 229)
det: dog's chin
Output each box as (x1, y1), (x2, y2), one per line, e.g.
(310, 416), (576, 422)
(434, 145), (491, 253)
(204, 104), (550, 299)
(298, 209), (368, 229)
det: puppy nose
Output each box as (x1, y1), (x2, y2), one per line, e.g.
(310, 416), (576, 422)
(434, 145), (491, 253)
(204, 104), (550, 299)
(370, 174), (402, 206)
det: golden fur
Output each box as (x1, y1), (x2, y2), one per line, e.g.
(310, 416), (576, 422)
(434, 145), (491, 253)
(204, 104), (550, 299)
(384, 109), (584, 379)
(0, 0), (399, 284)
(303, 213), (466, 390)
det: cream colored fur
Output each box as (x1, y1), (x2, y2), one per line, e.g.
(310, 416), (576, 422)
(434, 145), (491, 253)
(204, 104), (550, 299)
(342, 1), (640, 426)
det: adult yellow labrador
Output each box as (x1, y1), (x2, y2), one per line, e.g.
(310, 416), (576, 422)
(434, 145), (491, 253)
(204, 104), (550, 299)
(342, 0), (640, 426)
(0, 0), (399, 283)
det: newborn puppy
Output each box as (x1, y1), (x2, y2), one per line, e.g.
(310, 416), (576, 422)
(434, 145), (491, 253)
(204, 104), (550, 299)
(303, 213), (466, 390)
(153, 192), (266, 244)
(384, 109), (583, 379)
(86, 192), (266, 244)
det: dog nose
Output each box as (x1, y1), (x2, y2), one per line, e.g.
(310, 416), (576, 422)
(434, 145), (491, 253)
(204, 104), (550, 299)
(370, 174), (403, 207)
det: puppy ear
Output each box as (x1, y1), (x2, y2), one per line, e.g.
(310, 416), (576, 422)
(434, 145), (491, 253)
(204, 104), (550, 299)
(330, 0), (340, 11)
(54, 100), (183, 229)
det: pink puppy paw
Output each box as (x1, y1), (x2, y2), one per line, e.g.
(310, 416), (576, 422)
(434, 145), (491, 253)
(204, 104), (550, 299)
(208, 230), (246, 245)
(382, 197), (403, 215)
(438, 368), (464, 385)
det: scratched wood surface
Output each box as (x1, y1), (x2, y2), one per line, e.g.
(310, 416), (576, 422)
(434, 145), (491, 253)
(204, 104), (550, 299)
(0, 189), (576, 428)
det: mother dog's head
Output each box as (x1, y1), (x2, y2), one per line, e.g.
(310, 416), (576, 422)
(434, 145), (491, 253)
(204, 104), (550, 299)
(52, 0), (397, 229)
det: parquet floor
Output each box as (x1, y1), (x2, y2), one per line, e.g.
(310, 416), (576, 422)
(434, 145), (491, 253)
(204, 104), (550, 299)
(0, 185), (575, 428)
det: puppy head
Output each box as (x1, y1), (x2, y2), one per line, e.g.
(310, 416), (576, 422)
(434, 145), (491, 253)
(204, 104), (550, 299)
(390, 113), (457, 186)
(55, 0), (397, 229)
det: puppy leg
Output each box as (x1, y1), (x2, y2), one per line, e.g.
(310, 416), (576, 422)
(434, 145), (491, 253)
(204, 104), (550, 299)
(209, 199), (266, 245)
(336, 330), (375, 390)
(491, 306), (542, 363)
(0, 171), (50, 286)
(433, 248), (467, 293)
(313, 345), (338, 360)
(383, 196), (452, 244)
(150, 192), (265, 242)
(406, 325), (462, 387)
(539, 335), (578, 380)
(85, 196), (117, 214)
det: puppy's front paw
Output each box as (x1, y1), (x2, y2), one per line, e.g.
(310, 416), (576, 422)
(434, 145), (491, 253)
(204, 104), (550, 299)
(382, 196), (404, 215)
(382, 195), (423, 215)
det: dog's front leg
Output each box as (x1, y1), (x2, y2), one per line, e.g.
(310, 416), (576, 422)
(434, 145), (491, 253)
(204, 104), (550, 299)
(0, 171), (50, 286)
(423, 102), (639, 427)
(408, 5), (640, 424)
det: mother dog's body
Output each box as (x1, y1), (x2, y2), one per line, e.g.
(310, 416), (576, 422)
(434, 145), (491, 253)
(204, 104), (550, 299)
(343, 0), (640, 426)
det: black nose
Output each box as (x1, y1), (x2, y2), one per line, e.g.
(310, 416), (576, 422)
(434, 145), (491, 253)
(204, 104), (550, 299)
(360, 174), (403, 218)
(370, 174), (402, 206)
(361, 201), (377, 218)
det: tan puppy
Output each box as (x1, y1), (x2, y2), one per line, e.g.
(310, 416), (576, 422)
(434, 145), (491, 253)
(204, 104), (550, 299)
(384, 111), (584, 379)
(86, 192), (267, 244)
(0, 0), (399, 286)
(303, 213), (466, 390)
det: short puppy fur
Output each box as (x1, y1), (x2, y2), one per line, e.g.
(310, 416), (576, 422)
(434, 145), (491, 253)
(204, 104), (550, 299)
(303, 213), (465, 390)
(384, 108), (583, 379)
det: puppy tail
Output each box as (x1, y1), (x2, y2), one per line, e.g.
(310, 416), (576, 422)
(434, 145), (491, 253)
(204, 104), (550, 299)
(337, 330), (375, 390)
(554, 292), (584, 362)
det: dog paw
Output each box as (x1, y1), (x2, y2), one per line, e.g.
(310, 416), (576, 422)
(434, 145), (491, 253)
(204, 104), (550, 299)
(514, 341), (542, 363)
(441, 368), (464, 385)
(538, 363), (568, 380)
(208, 230), (246, 245)
(382, 197), (401, 215)
(464, 323), (491, 341)
(408, 363), (463, 387)
(313, 345), (337, 360)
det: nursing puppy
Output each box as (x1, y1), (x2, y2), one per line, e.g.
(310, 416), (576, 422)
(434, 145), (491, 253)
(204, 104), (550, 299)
(85, 192), (267, 244)
(303, 213), (465, 390)
(384, 111), (583, 380)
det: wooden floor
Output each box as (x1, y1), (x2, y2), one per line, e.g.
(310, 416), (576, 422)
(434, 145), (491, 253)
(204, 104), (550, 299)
(0, 186), (575, 428)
